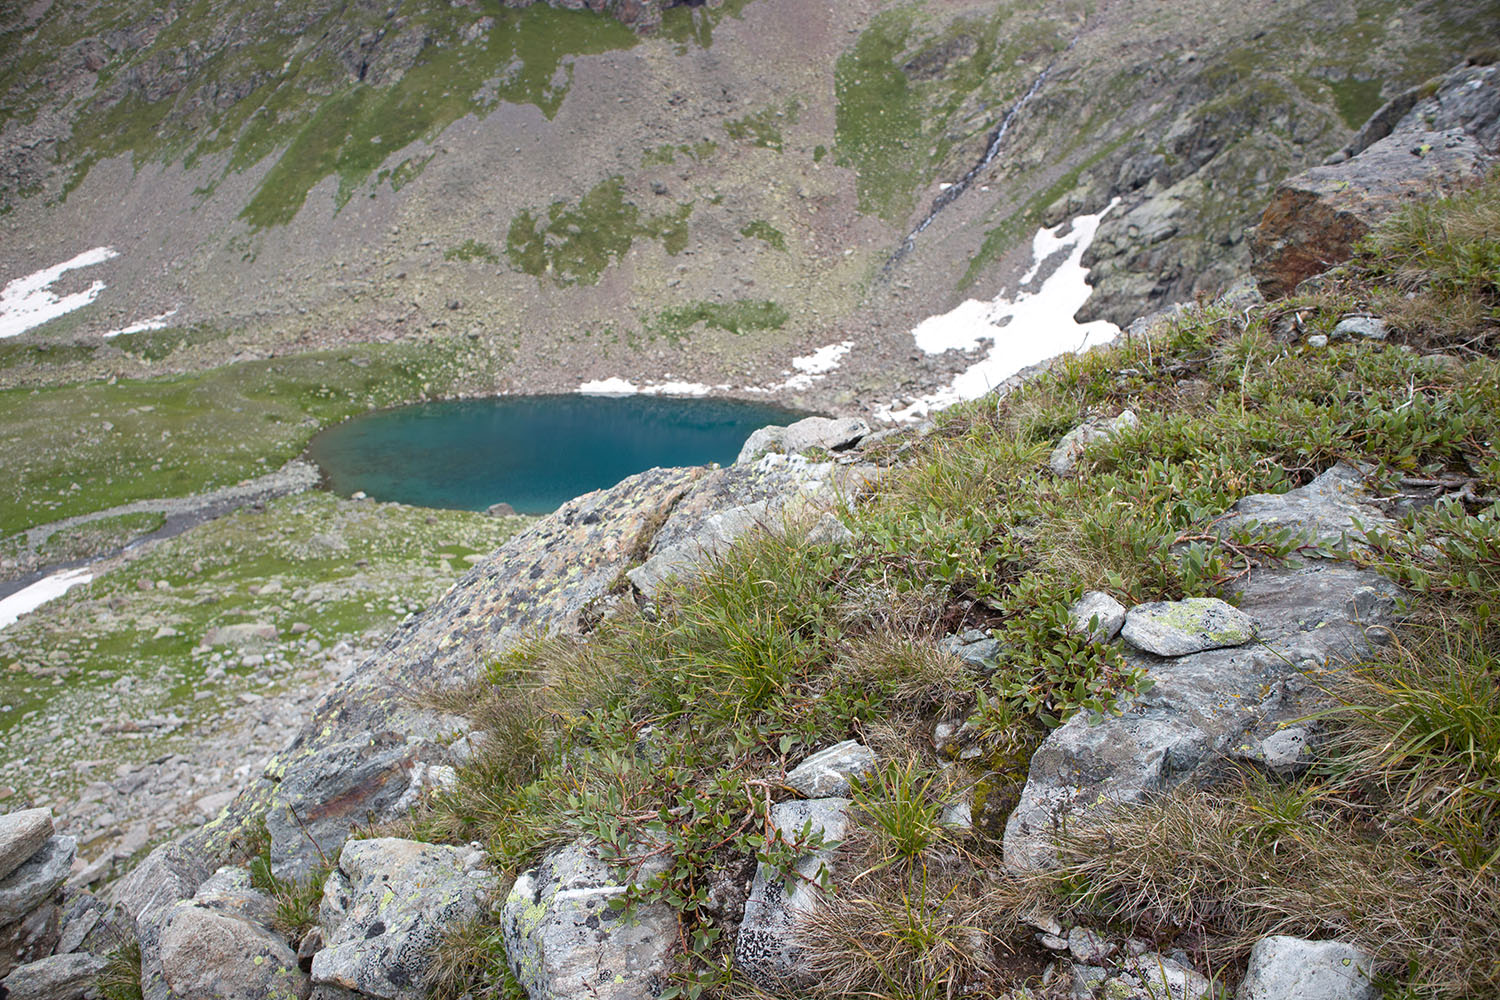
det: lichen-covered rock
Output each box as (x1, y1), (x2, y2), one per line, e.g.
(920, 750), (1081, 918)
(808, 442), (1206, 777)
(501, 841), (675, 1000)
(0, 810), (52, 885)
(1121, 598), (1256, 657)
(0, 836), (74, 926)
(1237, 936), (1377, 1000)
(1049, 411), (1139, 476)
(0, 952), (108, 1000)
(111, 841), (212, 1000)
(0, 900), (59, 980)
(785, 741), (876, 798)
(628, 457), (870, 596)
(263, 733), (444, 881)
(735, 798), (849, 986)
(1005, 468), (1404, 871)
(158, 902), (309, 1000)
(1068, 592), (1127, 643)
(312, 839), (490, 1000)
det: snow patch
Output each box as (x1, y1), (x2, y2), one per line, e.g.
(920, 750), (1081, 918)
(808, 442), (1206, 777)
(878, 201), (1120, 423)
(0, 247), (119, 340)
(0, 568), (93, 631)
(578, 377), (639, 395)
(101, 308), (179, 339)
(774, 340), (854, 391)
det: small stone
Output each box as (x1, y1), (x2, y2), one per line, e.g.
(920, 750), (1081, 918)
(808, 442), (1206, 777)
(1307, 334), (1330, 348)
(785, 741), (876, 798)
(1332, 316), (1388, 341)
(938, 629), (1000, 669)
(1067, 925), (1116, 965)
(1068, 592), (1127, 642)
(1237, 935), (1377, 1000)
(1121, 597), (1256, 657)
(0, 808), (54, 883)
(1049, 411), (1139, 476)
(1040, 933), (1068, 951)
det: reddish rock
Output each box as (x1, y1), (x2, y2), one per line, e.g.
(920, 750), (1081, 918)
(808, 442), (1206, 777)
(1249, 129), (1487, 298)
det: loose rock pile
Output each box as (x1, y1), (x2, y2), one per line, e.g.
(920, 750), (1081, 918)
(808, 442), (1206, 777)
(0, 808), (106, 999)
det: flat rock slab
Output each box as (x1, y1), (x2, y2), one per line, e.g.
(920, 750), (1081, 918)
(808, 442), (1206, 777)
(785, 741), (876, 798)
(313, 838), (490, 1000)
(1121, 598), (1256, 657)
(735, 797), (849, 987)
(1237, 936), (1377, 1000)
(0, 952), (108, 1000)
(1215, 463), (1392, 554)
(501, 842), (675, 1000)
(0, 809), (52, 884)
(0, 835), (74, 926)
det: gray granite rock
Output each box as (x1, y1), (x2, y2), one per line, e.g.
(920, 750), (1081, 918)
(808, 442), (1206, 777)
(0, 810), (53, 885)
(785, 741), (876, 798)
(1050, 411), (1139, 476)
(1332, 316), (1387, 341)
(312, 839), (490, 1000)
(735, 798), (849, 986)
(938, 629), (1000, 670)
(1214, 463), (1392, 555)
(0, 952), (108, 1000)
(0, 836), (74, 926)
(159, 899), (309, 1000)
(1069, 592), (1127, 643)
(1237, 936), (1377, 1000)
(1121, 598), (1256, 656)
(1071, 952), (1213, 999)
(737, 417), (870, 464)
(501, 841), (675, 1000)
(111, 841), (212, 1000)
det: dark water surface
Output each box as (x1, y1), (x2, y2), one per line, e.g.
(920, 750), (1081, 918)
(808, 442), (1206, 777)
(306, 394), (809, 514)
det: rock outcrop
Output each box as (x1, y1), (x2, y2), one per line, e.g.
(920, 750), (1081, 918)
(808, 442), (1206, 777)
(1251, 62), (1500, 297)
(1005, 465), (1401, 871)
(0, 809), (102, 990)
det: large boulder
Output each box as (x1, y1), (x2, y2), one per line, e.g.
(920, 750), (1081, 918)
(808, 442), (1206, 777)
(109, 841), (212, 1000)
(1005, 469), (1401, 870)
(1250, 62), (1499, 298)
(1237, 936), (1378, 1000)
(736, 416), (870, 464)
(0, 810), (53, 884)
(501, 842), (676, 1000)
(312, 839), (491, 1000)
(159, 900), (307, 1000)
(735, 798), (849, 987)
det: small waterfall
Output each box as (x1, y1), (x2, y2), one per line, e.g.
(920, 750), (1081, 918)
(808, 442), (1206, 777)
(885, 39), (1075, 271)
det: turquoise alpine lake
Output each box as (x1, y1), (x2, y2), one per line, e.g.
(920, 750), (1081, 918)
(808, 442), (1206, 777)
(306, 394), (811, 514)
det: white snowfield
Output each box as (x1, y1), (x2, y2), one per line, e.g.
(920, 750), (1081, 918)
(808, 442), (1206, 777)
(0, 568), (93, 631)
(102, 308), (178, 339)
(878, 201), (1122, 422)
(0, 247), (119, 339)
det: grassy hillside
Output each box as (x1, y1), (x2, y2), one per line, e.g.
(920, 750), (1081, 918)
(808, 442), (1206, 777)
(396, 173), (1500, 999)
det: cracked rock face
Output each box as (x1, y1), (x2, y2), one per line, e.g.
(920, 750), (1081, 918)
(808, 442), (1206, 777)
(312, 839), (491, 1000)
(0, 810), (53, 885)
(501, 842), (675, 1000)
(0, 836), (74, 927)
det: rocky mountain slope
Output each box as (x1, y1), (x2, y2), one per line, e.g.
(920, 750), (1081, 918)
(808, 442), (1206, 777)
(1, 59), (1495, 999)
(2, 0), (1495, 411)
